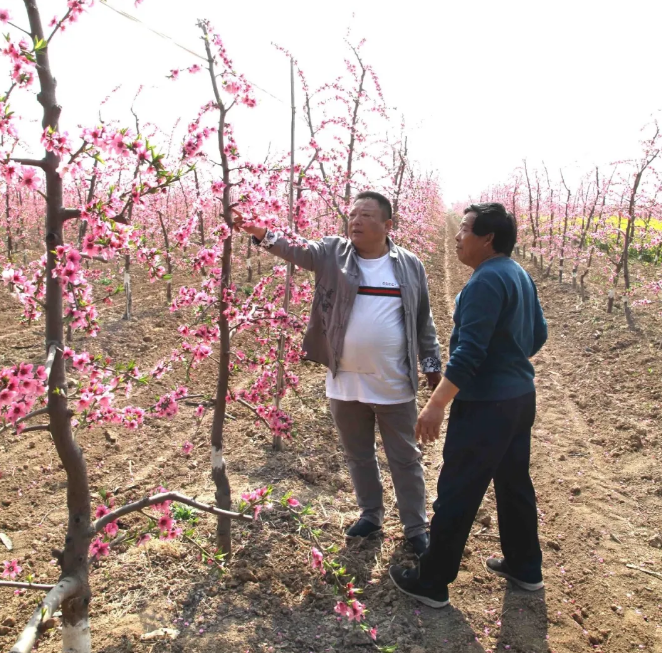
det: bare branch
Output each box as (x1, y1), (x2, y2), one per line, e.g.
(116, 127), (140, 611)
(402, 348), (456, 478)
(0, 407), (49, 436)
(91, 491), (253, 534)
(9, 158), (46, 169)
(60, 208), (81, 221)
(21, 424), (51, 434)
(7, 21), (32, 37)
(0, 580), (56, 591)
(10, 577), (81, 653)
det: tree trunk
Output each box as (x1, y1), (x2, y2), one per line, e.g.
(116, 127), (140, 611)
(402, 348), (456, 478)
(157, 211), (173, 305)
(23, 1), (92, 650)
(559, 172), (571, 284)
(201, 20), (233, 556)
(246, 235), (253, 283)
(343, 63), (367, 218)
(122, 254), (132, 320)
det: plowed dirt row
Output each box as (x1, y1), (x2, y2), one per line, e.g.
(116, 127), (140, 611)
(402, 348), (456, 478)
(0, 221), (660, 653)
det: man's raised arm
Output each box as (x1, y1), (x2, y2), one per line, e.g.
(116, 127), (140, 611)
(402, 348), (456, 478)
(233, 213), (325, 273)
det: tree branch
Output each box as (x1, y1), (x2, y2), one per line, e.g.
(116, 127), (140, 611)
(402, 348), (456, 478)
(21, 424), (51, 434)
(10, 577), (81, 653)
(91, 491), (253, 534)
(60, 208), (81, 221)
(234, 397), (271, 431)
(0, 580), (56, 591)
(0, 406), (49, 436)
(9, 158), (46, 169)
(46, 8), (74, 44)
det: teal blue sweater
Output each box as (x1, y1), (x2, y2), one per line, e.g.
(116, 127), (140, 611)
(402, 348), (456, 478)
(444, 256), (547, 401)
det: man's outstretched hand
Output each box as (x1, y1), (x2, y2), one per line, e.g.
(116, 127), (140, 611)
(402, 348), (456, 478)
(232, 209), (267, 241)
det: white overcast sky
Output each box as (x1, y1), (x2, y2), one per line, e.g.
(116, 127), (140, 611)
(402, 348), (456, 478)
(3, 0), (662, 203)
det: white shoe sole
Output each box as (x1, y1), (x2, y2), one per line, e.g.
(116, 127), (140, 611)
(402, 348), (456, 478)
(486, 561), (544, 591)
(388, 568), (450, 609)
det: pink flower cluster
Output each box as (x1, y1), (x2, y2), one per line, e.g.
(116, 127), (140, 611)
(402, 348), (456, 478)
(334, 598), (366, 623)
(0, 363), (47, 433)
(240, 486), (272, 519)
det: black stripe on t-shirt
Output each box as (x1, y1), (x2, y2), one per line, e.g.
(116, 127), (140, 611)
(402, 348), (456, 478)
(358, 286), (401, 297)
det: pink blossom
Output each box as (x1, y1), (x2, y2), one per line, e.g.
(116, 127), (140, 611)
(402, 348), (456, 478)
(18, 167), (41, 191)
(162, 526), (183, 541)
(311, 547), (324, 572)
(334, 601), (350, 617)
(182, 441), (194, 455)
(2, 559), (22, 579)
(287, 497), (300, 507)
(95, 504), (110, 519)
(89, 538), (110, 558)
(0, 9), (11, 23)
(17, 362), (33, 380)
(158, 515), (173, 532)
(137, 533), (152, 546)
(349, 599), (365, 622)
(6, 402), (27, 423)
(104, 521), (119, 537)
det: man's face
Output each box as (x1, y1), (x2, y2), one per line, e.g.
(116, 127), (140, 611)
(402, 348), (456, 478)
(348, 198), (391, 251)
(455, 212), (493, 268)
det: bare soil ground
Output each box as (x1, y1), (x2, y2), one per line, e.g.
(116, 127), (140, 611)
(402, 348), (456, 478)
(1, 219), (661, 653)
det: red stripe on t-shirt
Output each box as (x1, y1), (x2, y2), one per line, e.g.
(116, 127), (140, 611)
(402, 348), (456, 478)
(358, 286), (401, 297)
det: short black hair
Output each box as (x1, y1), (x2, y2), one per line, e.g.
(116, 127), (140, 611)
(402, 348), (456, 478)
(354, 191), (392, 222)
(464, 202), (517, 256)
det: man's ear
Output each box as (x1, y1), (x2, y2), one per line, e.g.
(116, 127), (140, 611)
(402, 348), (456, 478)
(484, 232), (495, 248)
(384, 218), (393, 233)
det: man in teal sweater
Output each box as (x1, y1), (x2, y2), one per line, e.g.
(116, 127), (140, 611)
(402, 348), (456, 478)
(389, 202), (548, 608)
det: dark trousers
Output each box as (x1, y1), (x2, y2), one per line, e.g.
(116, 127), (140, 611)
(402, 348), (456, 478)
(419, 391), (542, 586)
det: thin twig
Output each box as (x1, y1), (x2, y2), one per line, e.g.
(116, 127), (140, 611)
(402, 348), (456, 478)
(626, 564), (662, 580)
(183, 534), (225, 573)
(234, 397), (271, 431)
(91, 491), (253, 534)
(0, 406), (49, 436)
(20, 424), (50, 434)
(0, 580), (56, 591)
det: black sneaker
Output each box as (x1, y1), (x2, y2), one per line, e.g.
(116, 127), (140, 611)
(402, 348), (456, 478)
(406, 532), (429, 557)
(389, 565), (450, 608)
(486, 557), (544, 591)
(345, 518), (382, 539)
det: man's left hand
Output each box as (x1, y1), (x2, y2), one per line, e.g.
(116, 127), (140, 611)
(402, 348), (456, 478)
(425, 372), (442, 390)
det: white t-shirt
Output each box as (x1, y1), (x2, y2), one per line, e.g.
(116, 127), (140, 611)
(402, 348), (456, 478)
(325, 253), (414, 404)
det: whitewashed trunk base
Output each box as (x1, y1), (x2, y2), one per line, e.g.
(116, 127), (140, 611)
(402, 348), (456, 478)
(62, 619), (91, 653)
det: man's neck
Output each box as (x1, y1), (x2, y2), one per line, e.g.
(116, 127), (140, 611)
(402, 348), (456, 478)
(472, 252), (505, 270)
(355, 239), (390, 260)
